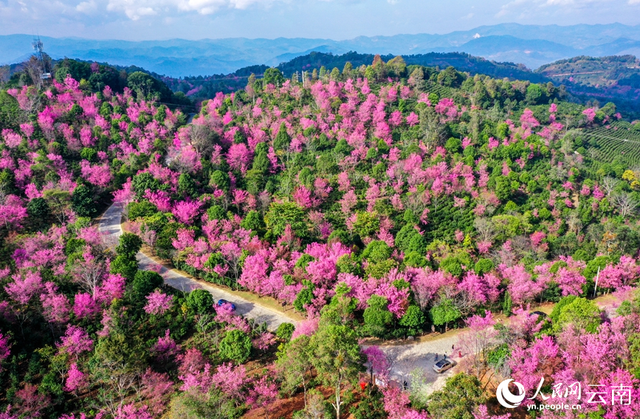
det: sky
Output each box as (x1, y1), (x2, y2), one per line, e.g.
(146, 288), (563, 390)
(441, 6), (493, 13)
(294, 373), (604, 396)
(0, 0), (639, 40)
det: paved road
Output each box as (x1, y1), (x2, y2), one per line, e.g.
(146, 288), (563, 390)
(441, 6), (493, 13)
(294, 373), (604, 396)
(377, 292), (629, 395)
(373, 331), (462, 395)
(98, 202), (298, 331)
(100, 202), (461, 389)
(99, 202), (629, 393)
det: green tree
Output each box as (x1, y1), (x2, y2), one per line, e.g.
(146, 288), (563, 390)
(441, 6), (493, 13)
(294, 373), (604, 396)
(178, 173), (198, 198)
(445, 137), (462, 154)
(276, 323), (295, 341)
(27, 197), (50, 220)
(554, 297), (601, 334)
(437, 67), (464, 88)
(219, 330), (252, 364)
(240, 210), (263, 234)
(334, 139), (353, 156)
(549, 295), (578, 323)
(353, 212), (380, 239)
(363, 296), (393, 338)
(132, 270), (163, 298)
(395, 224), (427, 254)
(525, 84), (544, 105)
(127, 200), (159, 220)
(427, 373), (485, 419)
(404, 251), (427, 268)
(430, 298), (461, 331)
(252, 150), (270, 173)
(361, 240), (392, 263)
(91, 330), (150, 408)
(273, 122), (291, 152)
(186, 289), (214, 315)
(277, 335), (314, 408)
(399, 305), (426, 335)
(626, 332), (640, 379)
(110, 255), (138, 281)
(310, 324), (364, 419)
(210, 170), (230, 191)
(350, 386), (386, 419)
(71, 184), (97, 218)
(474, 258), (494, 275)
(116, 232), (142, 259)
(167, 389), (244, 419)
(54, 58), (91, 84)
(294, 282), (315, 313)
(43, 189), (72, 224)
(207, 205), (226, 221)
(263, 68), (285, 86)
(265, 202), (309, 239)
(132, 172), (161, 199)
(502, 291), (513, 316)
(127, 71), (172, 101)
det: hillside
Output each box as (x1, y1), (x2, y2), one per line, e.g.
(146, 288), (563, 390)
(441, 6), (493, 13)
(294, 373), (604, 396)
(157, 51), (640, 119)
(8, 51), (638, 121)
(1, 56), (640, 418)
(535, 55), (640, 119)
(537, 55), (640, 87)
(160, 51), (549, 100)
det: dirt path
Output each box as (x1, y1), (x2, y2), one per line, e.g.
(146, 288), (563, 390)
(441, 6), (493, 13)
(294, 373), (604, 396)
(98, 202), (300, 331)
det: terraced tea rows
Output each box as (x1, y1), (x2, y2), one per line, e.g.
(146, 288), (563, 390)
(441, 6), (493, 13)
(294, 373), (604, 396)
(582, 122), (640, 168)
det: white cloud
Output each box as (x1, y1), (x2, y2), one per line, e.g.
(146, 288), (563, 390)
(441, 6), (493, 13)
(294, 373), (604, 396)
(497, 0), (614, 17)
(629, 0), (640, 4)
(544, 0), (612, 6)
(76, 1), (98, 14)
(104, 0), (276, 18)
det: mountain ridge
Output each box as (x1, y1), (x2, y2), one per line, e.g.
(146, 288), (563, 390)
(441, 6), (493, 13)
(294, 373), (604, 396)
(2, 23), (640, 76)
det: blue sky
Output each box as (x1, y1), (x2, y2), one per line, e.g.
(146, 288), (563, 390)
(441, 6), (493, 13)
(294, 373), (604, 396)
(1, 0), (639, 40)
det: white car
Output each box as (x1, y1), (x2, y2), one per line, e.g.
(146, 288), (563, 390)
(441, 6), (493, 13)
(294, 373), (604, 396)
(433, 358), (456, 373)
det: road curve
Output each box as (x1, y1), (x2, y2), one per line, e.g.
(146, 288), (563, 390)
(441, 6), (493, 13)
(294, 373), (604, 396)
(98, 202), (298, 331)
(99, 202), (625, 392)
(99, 202), (461, 390)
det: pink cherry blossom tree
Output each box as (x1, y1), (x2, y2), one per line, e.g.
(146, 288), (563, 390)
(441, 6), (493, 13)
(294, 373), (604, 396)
(64, 363), (87, 393)
(144, 290), (174, 315)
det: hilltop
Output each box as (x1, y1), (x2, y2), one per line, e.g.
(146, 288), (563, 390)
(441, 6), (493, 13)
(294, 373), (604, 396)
(157, 51), (640, 119)
(538, 55), (640, 87)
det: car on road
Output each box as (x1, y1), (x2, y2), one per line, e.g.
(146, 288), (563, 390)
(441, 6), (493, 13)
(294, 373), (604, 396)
(217, 299), (236, 311)
(433, 358), (456, 373)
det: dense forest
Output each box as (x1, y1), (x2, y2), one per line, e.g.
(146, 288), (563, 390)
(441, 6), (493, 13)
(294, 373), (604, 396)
(148, 50), (640, 119)
(0, 54), (640, 418)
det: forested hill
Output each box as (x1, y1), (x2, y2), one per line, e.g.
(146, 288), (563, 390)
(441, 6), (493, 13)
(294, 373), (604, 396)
(162, 51), (550, 100)
(157, 51), (640, 118)
(2, 54), (640, 418)
(7, 51), (639, 119)
(537, 55), (640, 87)
(277, 52), (547, 83)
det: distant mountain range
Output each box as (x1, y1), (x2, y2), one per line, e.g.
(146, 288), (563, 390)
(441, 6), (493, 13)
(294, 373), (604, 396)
(2, 23), (640, 77)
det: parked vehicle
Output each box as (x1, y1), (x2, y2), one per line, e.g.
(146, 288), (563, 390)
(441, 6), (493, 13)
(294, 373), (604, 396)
(217, 299), (236, 311)
(433, 357), (456, 373)
(530, 311), (548, 318)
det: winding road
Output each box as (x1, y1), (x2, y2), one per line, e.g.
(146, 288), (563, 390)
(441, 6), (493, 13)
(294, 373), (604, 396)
(98, 201), (463, 391)
(98, 202), (298, 331)
(101, 202), (625, 394)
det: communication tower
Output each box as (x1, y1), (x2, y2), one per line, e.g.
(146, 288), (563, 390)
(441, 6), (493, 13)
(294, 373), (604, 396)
(32, 36), (51, 80)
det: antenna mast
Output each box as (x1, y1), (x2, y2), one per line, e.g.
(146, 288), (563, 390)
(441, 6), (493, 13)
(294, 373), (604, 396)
(32, 36), (51, 82)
